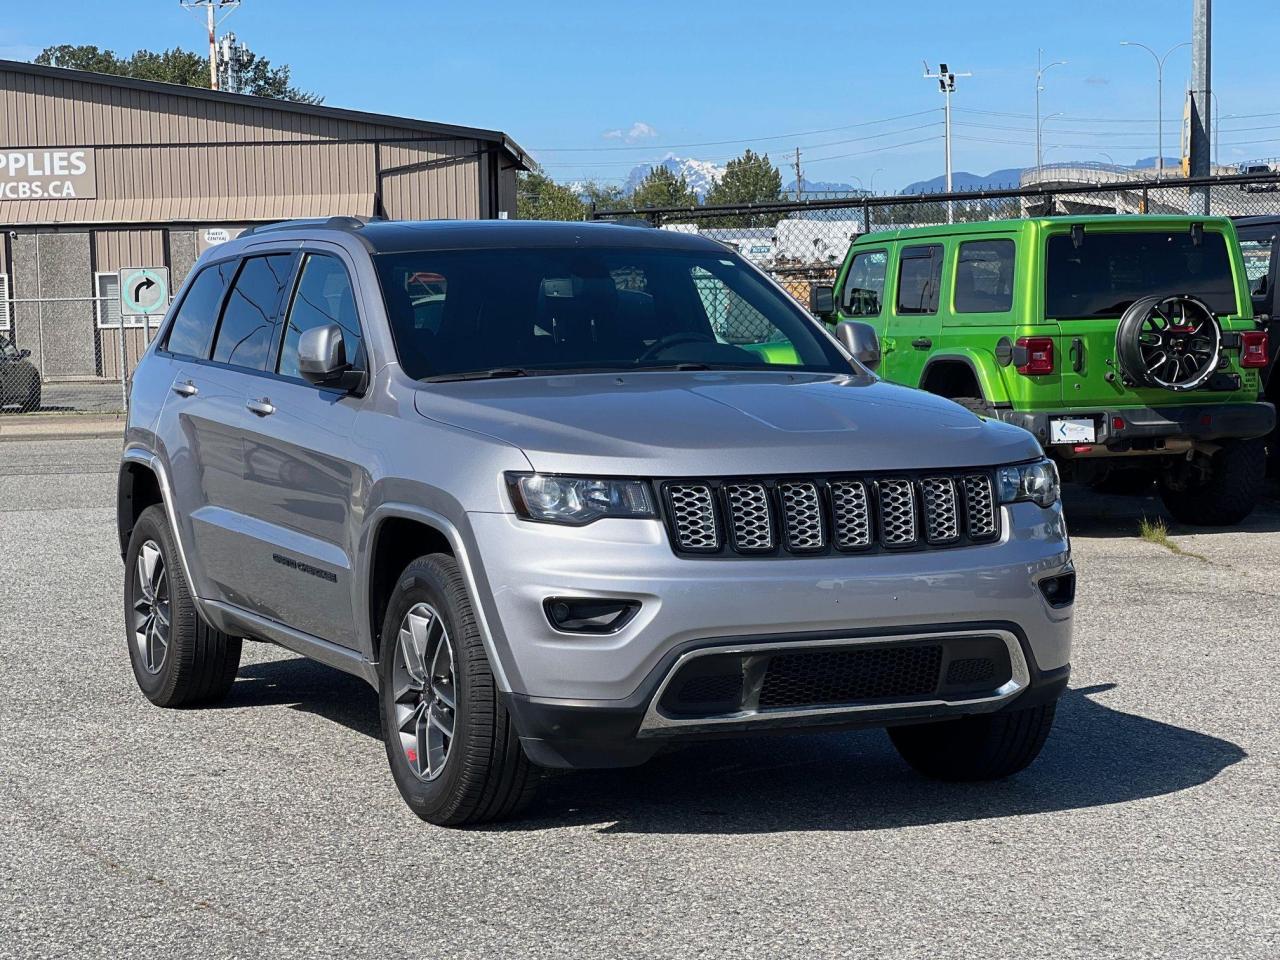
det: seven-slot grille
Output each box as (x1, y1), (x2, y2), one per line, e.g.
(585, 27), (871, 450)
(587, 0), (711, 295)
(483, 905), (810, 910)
(661, 472), (999, 557)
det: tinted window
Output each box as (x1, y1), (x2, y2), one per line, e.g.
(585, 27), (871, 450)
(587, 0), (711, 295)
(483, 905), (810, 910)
(841, 249), (887, 316)
(1236, 226), (1275, 300)
(211, 254), (295, 370)
(165, 261), (236, 359)
(955, 239), (1015, 313)
(1045, 231), (1238, 318)
(374, 246), (847, 380)
(279, 254), (364, 380)
(896, 245), (942, 315)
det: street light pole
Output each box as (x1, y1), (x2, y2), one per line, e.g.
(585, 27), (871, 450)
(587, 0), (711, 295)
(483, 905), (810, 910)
(1121, 40), (1191, 178)
(924, 61), (971, 222)
(1038, 112), (1062, 176)
(1035, 49), (1067, 178)
(870, 167), (885, 194)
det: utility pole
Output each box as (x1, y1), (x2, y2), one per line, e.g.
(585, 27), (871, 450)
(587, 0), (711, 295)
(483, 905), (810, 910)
(180, 1), (242, 90)
(1035, 49), (1067, 179)
(923, 61), (970, 222)
(1121, 39), (1190, 179)
(1189, 0), (1212, 214)
(794, 147), (803, 201)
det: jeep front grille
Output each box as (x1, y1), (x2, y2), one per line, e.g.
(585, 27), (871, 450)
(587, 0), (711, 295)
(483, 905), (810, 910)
(661, 471), (999, 557)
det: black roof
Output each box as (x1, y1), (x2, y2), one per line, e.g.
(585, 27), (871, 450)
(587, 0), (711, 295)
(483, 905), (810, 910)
(260, 218), (726, 254)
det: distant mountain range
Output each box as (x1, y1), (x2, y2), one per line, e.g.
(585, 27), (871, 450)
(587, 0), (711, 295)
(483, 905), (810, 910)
(623, 154), (726, 198)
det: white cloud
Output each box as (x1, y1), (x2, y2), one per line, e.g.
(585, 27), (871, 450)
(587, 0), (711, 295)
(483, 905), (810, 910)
(602, 121), (658, 144)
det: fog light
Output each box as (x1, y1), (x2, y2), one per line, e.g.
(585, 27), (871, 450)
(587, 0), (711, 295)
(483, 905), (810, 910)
(544, 597), (640, 634)
(1038, 572), (1076, 608)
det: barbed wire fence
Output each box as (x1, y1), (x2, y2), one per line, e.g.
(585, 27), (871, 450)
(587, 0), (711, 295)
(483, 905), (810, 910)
(588, 169), (1280, 307)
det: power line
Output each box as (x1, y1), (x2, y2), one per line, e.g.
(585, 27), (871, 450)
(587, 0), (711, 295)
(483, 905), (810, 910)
(528, 108), (941, 152)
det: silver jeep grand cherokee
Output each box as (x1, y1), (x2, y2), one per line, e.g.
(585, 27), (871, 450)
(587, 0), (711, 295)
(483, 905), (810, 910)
(119, 218), (1073, 826)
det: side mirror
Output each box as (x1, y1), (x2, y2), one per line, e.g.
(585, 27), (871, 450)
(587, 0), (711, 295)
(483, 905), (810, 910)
(18, 348), (31, 360)
(835, 320), (881, 372)
(809, 284), (835, 318)
(297, 323), (362, 391)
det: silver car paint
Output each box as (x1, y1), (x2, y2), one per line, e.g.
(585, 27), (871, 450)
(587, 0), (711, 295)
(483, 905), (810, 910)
(122, 224), (1072, 710)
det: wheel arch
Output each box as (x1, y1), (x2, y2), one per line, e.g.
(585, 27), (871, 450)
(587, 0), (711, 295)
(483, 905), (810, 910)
(920, 352), (1008, 404)
(117, 456), (164, 559)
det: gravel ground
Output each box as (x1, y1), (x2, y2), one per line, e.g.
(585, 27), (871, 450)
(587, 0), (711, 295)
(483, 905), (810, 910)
(1, 438), (1276, 959)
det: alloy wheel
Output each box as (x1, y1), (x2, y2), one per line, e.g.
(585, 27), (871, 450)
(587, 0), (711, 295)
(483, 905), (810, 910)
(132, 540), (171, 675)
(392, 602), (457, 781)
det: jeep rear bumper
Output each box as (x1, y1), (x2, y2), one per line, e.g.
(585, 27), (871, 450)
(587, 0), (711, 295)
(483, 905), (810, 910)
(1000, 401), (1275, 452)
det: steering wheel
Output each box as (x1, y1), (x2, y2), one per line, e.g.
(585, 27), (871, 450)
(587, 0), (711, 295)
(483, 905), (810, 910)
(636, 331), (718, 363)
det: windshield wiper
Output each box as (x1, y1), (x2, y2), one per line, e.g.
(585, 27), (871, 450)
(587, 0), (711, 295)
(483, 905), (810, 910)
(424, 367), (531, 383)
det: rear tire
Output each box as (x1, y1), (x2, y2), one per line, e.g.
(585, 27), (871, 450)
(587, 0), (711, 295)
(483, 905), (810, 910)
(888, 702), (1056, 781)
(379, 554), (538, 826)
(24, 379), (40, 413)
(1158, 437), (1265, 526)
(124, 504), (241, 707)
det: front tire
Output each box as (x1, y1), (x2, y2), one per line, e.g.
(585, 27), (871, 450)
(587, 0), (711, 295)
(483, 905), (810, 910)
(1158, 437), (1265, 526)
(379, 554), (538, 826)
(124, 505), (241, 707)
(888, 702), (1056, 781)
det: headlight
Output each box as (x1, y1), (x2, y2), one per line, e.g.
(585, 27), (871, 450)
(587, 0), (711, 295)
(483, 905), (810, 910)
(995, 458), (1060, 508)
(507, 473), (656, 525)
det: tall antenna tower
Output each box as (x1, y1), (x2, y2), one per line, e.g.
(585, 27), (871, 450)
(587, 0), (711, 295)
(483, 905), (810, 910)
(180, 1), (242, 90)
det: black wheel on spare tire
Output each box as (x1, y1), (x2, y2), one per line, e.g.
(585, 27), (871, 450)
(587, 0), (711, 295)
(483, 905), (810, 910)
(1115, 295), (1222, 392)
(124, 504), (241, 707)
(888, 702), (1057, 781)
(1158, 437), (1266, 527)
(378, 554), (538, 827)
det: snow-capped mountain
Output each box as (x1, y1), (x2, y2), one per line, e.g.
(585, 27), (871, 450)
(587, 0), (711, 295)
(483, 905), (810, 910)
(624, 154), (725, 198)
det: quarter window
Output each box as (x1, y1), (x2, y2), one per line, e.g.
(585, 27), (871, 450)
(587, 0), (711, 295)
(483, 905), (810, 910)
(840, 250), (887, 316)
(955, 239), (1015, 313)
(211, 254), (295, 371)
(896, 244), (943, 315)
(165, 260), (237, 360)
(278, 254), (364, 380)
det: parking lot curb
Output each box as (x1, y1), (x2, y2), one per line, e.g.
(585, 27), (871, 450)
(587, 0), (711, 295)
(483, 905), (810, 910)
(0, 416), (125, 442)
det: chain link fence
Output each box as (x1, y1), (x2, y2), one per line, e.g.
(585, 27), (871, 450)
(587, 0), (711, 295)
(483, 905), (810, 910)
(1, 293), (165, 417)
(590, 169), (1280, 308)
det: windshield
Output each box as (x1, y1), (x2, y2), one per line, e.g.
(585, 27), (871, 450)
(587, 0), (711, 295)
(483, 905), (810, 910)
(374, 246), (849, 380)
(1045, 230), (1238, 319)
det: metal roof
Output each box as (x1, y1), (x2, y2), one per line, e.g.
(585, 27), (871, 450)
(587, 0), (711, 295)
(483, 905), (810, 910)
(0, 58), (530, 170)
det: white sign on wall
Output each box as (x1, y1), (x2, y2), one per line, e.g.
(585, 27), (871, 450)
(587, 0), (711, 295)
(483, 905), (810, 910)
(198, 226), (245, 253)
(0, 149), (96, 200)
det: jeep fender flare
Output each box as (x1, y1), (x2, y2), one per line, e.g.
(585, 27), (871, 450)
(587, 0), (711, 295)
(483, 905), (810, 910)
(919, 350), (1010, 406)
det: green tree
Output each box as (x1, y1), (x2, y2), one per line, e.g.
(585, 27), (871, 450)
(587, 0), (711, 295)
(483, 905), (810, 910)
(703, 149), (783, 227)
(630, 165), (699, 209)
(581, 180), (626, 212)
(516, 169), (587, 221)
(34, 44), (321, 103)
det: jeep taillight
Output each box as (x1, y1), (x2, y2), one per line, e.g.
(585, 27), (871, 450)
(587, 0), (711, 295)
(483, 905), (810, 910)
(1240, 330), (1268, 368)
(1016, 337), (1055, 375)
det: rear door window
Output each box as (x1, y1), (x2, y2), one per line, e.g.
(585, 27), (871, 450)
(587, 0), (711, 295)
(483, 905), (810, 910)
(955, 239), (1015, 313)
(1045, 230), (1238, 318)
(1236, 226), (1276, 304)
(165, 261), (237, 359)
(896, 244), (943, 315)
(840, 249), (887, 316)
(210, 254), (296, 371)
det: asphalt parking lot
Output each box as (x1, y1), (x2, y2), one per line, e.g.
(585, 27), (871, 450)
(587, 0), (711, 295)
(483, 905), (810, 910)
(1, 437), (1276, 959)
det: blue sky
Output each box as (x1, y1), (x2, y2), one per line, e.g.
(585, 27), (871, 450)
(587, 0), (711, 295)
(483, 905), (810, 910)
(2, 1), (1276, 191)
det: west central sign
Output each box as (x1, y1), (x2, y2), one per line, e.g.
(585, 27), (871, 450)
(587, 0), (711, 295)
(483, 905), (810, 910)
(0, 149), (96, 200)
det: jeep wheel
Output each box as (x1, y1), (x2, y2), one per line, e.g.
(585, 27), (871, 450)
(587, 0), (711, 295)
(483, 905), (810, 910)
(379, 554), (538, 826)
(124, 505), (241, 707)
(888, 702), (1056, 781)
(24, 379), (40, 413)
(1158, 437), (1265, 526)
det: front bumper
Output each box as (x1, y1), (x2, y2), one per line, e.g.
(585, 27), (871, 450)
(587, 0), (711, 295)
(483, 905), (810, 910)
(465, 501), (1074, 768)
(1000, 401), (1275, 453)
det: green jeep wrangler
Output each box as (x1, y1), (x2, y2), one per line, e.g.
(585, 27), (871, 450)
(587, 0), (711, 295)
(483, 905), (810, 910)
(813, 215), (1275, 525)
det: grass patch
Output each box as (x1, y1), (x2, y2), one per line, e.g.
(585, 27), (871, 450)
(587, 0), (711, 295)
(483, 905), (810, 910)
(1138, 516), (1208, 562)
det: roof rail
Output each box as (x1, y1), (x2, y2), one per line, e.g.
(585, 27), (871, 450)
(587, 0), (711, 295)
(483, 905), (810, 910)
(241, 215), (380, 238)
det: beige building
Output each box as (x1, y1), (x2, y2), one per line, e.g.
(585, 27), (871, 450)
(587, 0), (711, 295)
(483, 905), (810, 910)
(0, 58), (528, 385)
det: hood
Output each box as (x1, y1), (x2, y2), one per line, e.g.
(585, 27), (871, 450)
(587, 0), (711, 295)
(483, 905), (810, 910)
(413, 371), (1042, 476)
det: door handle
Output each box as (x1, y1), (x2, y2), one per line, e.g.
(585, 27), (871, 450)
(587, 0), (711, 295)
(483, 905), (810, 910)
(171, 380), (198, 397)
(246, 397), (276, 417)
(1069, 337), (1084, 373)
(911, 337), (933, 350)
